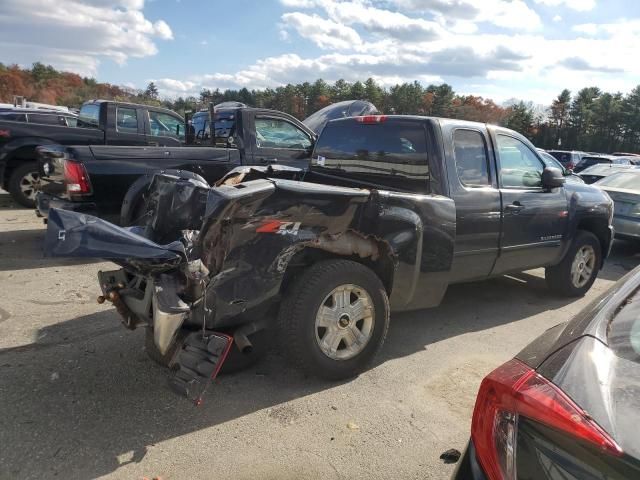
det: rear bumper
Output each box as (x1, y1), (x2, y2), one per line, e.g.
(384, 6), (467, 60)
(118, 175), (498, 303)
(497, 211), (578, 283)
(450, 441), (487, 480)
(613, 215), (640, 240)
(35, 192), (97, 220)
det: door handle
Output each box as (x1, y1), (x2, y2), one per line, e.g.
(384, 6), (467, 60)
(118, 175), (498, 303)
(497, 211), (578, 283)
(505, 202), (524, 213)
(259, 158), (277, 164)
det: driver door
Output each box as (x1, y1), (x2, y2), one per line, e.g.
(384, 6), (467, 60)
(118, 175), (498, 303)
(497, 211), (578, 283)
(250, 115), (313, 167)
(492, 133), (569, 275)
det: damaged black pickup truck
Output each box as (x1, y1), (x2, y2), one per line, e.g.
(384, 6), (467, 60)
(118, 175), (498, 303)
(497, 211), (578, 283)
(44, 115), (614, 400)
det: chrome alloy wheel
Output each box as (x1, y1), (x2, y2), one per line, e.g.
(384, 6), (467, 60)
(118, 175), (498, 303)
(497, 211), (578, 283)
(19, 171), (40, 201)
(314, 284), (375, 361)
(571, 245), (596, 288)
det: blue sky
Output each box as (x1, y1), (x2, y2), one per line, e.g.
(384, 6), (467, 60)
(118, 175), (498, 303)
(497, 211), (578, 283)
(1, 0), (639, 104)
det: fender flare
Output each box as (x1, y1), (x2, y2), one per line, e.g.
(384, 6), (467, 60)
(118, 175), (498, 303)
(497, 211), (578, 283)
(120, 169), (208, 226)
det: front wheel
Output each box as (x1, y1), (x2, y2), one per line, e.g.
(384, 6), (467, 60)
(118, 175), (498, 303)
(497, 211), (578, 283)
(278, 259), (390, 380)
(546, 230), (601, 297)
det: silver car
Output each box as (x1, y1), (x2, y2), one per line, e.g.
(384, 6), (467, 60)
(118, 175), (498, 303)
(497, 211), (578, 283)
(596, 170), (640, 240)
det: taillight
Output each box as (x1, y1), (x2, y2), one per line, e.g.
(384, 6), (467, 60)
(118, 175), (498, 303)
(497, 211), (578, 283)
(471, 359), (622, 480)
(356, 115), (387, 124)
(567, 162), (575, 170)
(64, 160), (91, 195)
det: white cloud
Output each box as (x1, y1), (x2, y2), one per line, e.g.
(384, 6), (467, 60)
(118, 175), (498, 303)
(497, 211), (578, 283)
(553, 14), (562, 22)
(534, 0), (596, 11)
(153, 0), (638, 106)
(279, 0), (317, 7)
(393, 0), (542, 31)
(0, 0), (173, 75)
(572, 22), (599, 34)
(281, 12), (362, 49)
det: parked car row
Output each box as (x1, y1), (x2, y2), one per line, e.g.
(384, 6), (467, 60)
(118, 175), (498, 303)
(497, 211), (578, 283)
(0, 100), (185, 207)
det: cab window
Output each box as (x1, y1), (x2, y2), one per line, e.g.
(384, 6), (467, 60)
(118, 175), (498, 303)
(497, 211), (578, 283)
(497, 135), (544, 188)
(313, 119), (430, 192)
(454, 129), (490, 186)
(27, 113), (61, 125)
(255, 118), (312, 149)
(116, 107), (139, 133)
(78, 104), (100, 128)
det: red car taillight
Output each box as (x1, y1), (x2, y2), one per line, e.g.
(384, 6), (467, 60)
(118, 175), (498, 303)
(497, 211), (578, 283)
(64, 160), (92, 195)
(471, 359), (622, 480)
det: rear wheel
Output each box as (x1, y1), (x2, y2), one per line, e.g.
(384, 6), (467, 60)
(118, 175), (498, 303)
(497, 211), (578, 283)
(278, 259), (390, 380)
(546, 230), (601, 297)
(8, 162), (40, 208)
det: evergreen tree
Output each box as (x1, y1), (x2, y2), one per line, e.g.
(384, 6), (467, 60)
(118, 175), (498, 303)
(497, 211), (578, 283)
(144, 81), (159, 100)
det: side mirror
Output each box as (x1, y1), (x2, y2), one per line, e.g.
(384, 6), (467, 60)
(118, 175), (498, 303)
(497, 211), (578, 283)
(542, 167), (566, 189)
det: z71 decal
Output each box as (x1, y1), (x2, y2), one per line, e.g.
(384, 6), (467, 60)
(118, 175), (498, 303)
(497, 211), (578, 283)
(256, 220), (301, 235)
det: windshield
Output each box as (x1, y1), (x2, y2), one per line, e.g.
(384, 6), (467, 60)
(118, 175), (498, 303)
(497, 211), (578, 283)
(596, 171), (640, 190)
(538, 150), (568, 174)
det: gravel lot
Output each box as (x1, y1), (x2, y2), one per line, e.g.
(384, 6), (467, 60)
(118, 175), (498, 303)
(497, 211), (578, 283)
(1, 190), (638, 480)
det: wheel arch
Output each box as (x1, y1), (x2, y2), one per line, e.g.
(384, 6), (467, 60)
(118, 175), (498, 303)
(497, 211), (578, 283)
(576, 217), (611, 268)
(280, 233), (396, 297)
(2, 143), (43, 189)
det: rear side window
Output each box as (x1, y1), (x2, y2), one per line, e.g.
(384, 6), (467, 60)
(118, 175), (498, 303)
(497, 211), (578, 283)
(28, 113), (63, 125)
(453, 129), (490, 186)
(116, 107), (139, 133)
(313, 119), (429, 192)
(191, 111), (236, 146)
(0, 112), (26, 122)
(78, 104), (100, 128)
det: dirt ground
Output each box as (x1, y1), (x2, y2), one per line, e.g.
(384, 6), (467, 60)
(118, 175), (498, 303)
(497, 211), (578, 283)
(1, 190), (638, 480)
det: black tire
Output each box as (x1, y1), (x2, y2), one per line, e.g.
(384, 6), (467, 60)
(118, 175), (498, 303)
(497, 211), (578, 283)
(546, 230), (601, 297)
(8, 162), (40, 208)
(278, 259), (390, 380)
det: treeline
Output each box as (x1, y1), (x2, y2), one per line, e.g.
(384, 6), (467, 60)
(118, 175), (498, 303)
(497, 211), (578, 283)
(1, 63), (639, 153)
